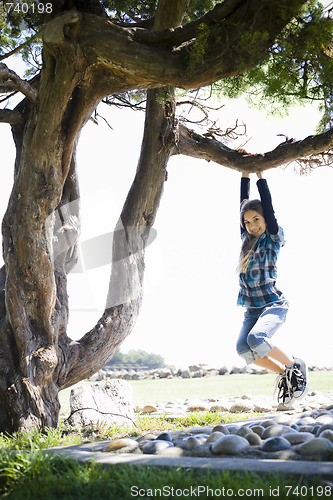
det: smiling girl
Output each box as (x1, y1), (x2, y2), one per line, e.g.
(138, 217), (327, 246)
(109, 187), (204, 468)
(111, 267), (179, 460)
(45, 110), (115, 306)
(236, 171), (308, 406)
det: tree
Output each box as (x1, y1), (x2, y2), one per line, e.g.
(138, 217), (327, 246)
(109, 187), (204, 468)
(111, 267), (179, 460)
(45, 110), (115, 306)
(105, 349), (165, 369)
(0, 0), (332, 432)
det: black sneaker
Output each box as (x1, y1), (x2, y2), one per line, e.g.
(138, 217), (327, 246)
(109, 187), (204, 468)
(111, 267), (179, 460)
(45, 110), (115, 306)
(275, 372), (293, 406)
(284, 359), (308, 402)
(291, 357), (309, 399)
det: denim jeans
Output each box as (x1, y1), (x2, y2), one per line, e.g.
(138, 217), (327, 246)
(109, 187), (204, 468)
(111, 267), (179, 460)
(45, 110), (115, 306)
(236, 298), (289, 364)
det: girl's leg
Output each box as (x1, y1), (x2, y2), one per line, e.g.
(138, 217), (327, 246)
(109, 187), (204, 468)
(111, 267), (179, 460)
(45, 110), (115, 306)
(253, 347), (293, 374)
(246, 300), (290, 372)
(236, 308), (261, 364)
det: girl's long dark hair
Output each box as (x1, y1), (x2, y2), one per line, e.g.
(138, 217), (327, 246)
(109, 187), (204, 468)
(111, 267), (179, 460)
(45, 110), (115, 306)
(238, 199), (265, 273)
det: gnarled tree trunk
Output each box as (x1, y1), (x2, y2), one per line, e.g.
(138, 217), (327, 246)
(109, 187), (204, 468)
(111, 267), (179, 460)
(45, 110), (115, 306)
(0, 0), (185, 432)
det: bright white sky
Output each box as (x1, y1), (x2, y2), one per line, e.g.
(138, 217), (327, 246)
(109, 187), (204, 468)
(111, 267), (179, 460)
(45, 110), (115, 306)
(1, 37), (332, 370)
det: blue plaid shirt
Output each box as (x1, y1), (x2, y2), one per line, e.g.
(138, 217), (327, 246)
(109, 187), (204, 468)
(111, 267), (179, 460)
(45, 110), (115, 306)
(238, 177), (285, 308)
(237, 227), (285, 308)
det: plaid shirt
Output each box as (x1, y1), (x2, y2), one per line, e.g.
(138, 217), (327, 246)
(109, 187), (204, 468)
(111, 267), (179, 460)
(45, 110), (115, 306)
(238, 177), (285, 308)
(237, 227), (285, 308)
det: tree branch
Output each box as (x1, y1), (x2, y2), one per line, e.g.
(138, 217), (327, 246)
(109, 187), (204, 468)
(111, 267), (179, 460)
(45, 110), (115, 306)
(0, 108), (23, 125)
(174, 123), (333, 172)
(0, 63), (37, 102)
(60, 0), (309, 95)
(0, 32), (40, 62)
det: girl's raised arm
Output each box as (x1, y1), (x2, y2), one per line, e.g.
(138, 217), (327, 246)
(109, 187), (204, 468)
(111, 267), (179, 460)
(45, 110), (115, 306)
(240, 172), (250, 235)
(256, 173), (279, 235)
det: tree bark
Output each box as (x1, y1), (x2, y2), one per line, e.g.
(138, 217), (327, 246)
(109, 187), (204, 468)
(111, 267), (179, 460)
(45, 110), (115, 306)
(175, 124), (333, 172)
(57, 0), (187, 390)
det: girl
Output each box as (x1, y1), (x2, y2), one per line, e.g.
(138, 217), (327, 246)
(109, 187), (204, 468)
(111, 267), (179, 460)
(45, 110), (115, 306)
(236, 171), (308, 406)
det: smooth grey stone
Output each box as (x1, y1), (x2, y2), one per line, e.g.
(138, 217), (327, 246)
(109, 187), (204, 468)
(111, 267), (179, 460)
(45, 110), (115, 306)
(142, 440), (174, 454)
(296, 437), (333, 457)
(251, 425), (265, 437)
(212, 425), (229, 435)
(245, 433), (262, 446)
(211, 435), (249, 455)
(261, 437), (291, 452)
(225, 425), (241, 434)
(315, 414), (333, 425)
(262, 424), (296, 439)
(283, 432), (314, 445)
(236, 426), (253, 437)
(316, 424), (333, 436)
(318, 429), (333, 443)
(157, 432), (172, 442)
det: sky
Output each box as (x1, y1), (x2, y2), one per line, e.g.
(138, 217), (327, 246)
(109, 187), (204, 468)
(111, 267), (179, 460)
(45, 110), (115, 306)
(1, 40), (333, 371)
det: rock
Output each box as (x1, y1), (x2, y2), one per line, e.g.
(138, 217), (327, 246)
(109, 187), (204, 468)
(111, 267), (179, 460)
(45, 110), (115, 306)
(142, 440), (174, 454)
(142, 404), (158, 413)
(158, 368), (172, 379)
(251, 425), (265, 437)
(262, 424), (296, 439)
(296, 437), (333, 458)
(296, 416), (316, 426)
(69, 380), (134, 429)
(206, 431), (225, 443)
(230, 366), (242, 374)
(210, 404), (231, 412)
(260, 419), (276, 428)
(236, 426), (253, 437)
(283, 432), (314, 445)
(211, 435), (249, 455)
(186, 400), (210, 412)
(315, 414), (333, 425)
(136, 433), (156, 444)
(212, 425), (229, 435)
(182, 436), (201, 450)
(104, 438), (139, 453)
(157, 446), (185, 457)
(253, 401), (274, 412)
(246, 433), (262, 446)
(229, 400), (255, 413)
(319, 429), (333, 443)
(261, 437), (291, 452)
(157, 432), (173, 442)
(316, 424), (333, 436)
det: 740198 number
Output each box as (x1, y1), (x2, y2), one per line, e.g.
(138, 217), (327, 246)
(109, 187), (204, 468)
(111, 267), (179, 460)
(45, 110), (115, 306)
(4, 3), (53, 14)
(285, 485), (332, 497)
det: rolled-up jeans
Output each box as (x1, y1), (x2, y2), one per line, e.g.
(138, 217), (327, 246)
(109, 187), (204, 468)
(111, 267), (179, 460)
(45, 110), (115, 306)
(236, 299), (289, 364)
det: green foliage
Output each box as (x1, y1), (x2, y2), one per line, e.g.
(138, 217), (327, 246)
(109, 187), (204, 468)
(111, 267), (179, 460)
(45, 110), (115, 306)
(2, 0), (331, 127)
(213, 0), (333, 129)
(105, 349), (165, 369)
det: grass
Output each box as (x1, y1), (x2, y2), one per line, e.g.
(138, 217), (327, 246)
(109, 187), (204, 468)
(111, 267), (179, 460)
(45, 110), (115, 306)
(0, 452), (328, 499)
(59, 370), (333, 414)
(0, 412), (261, 452)
(0, 372), (332, 499)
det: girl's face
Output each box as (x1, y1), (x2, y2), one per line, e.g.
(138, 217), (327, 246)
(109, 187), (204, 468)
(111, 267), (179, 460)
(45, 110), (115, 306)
(243, 210), (266, 237)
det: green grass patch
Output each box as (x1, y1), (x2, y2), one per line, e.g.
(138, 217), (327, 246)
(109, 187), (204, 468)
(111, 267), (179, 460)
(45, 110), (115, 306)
(0, 452), (327, 500)
(129, 371), (333, 406)
(0, 412), (262, 452)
